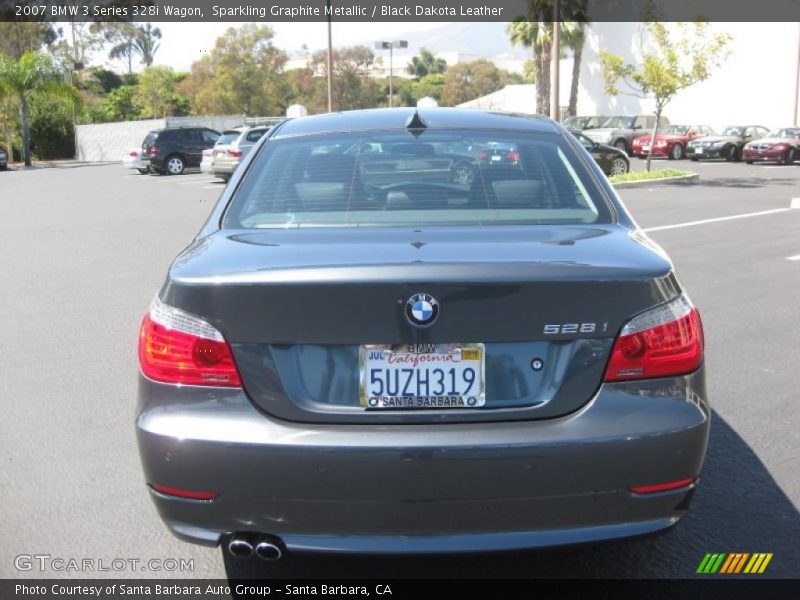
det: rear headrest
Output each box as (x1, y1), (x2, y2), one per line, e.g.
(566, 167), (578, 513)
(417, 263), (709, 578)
(391, 143), (435, 157)
(491, 180), (547, 208)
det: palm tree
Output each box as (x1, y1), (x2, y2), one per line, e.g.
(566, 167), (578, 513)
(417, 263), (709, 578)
(134, 23), (162, 67)
(103, 23), (138, 75)
(0, 51), (80, 166)
(507, 18), (553, 115)
(562, 22), (589, 117)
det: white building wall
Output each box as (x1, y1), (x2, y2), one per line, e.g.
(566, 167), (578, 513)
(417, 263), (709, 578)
(576, 22), (800, 131)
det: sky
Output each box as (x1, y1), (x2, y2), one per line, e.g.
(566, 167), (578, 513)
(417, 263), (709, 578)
(139, 22), (447, 72)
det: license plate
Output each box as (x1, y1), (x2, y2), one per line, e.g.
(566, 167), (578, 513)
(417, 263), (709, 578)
(491, 155), (501, 161)
(360, 343), (485, 409)
(695, 148), (704, 155)
(643, 146), (651, 152)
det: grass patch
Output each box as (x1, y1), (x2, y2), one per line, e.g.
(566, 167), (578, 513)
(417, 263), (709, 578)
(609, 168), (694, 183)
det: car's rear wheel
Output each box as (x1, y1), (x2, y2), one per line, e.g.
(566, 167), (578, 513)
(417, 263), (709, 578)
(613, 139), (627, 153)
(166, 155), (185, 175)
(609, 157), (628, 176)
(669, 144), (684, 160)
(746, 160), (754, 164)
(784, 149), (796, 165)
(137, 168), (148, 174)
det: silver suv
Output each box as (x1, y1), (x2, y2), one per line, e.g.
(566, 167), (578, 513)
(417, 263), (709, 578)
(583, 115), (670, 154)
(211, 126), (271, 181)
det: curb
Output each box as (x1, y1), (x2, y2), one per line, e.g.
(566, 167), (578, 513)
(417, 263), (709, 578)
(612, 173), (699, 188)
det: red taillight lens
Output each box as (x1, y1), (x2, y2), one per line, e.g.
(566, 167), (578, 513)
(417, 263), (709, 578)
(506, 151), (521, 161)
(150, 484), (218, 500)
(227, 149), (243, 158)
(149, 147), (158, 156)
(630, 477), (696, 494)
(130, 151), (138, 157)
(604, 296), (704, 382)
(138, 299), (241, 387)
(478, 151), (488, 160)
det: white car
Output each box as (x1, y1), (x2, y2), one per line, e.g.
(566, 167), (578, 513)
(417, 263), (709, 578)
(200, 148), (215, 175)
(122, 148), (147, 174)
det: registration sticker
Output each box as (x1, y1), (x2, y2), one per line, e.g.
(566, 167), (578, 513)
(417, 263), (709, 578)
(359, 343), (485, 409)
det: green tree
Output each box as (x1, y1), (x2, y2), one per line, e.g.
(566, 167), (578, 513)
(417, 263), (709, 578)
(102, 22), (139, 74)
(561, 2), (590, 117)
(0, 22), (59, 59)
(103, 85), (141, 121)
(135, 66), (187, 118)
(600, 21), (731, 171)
(310, 46), (378, 112)
(406, 47), (447, 79)
(413, 73), (446, 104)
(134, 23), (162, 68)
(180, 25), (288, 116)
(0, 51), (80, 166)
(440, 59), (519, 107)
(0, 71), (16, 163)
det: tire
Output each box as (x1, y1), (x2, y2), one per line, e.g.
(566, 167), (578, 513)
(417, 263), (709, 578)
(609, 157), (628, 176)
(137, 168), (148, 174)
(690, 157), (698, 162)
(784, 149), (796, 165)
(746, 160), (753, 165)
(669, 144), (684, 160)
(725, 145), (740, 162)
(613, 139), (627, 153)
(165, 154), (185, 175)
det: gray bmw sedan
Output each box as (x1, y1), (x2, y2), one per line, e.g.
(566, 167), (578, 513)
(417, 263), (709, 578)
(137, 108), (708, 560)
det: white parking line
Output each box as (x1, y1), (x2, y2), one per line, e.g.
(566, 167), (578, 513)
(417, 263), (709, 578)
(176, 179), (220, 185)
(643, 208), (791, 233)
(787, 255), (800, 261)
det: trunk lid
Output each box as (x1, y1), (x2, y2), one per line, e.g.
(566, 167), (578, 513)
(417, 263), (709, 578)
(161, 225), (679, 424)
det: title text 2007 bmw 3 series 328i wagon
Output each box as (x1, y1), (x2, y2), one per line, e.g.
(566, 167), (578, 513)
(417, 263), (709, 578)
(136, 108), (708, 560)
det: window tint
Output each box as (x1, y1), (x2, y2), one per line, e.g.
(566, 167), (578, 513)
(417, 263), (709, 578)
(246, 129), (267, 143)
(223, 130), (611, 229)
(183, 129), (202, 143)
(202, 130), (220, 143)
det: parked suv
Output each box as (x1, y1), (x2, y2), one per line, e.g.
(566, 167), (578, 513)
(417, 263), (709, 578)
(583, 115), (670, 154)
(212, 126), (271, 181)
(142, 127), (220, 175)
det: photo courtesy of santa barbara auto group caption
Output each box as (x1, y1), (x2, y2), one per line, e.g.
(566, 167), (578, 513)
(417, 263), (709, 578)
(1, 0), (799, 598)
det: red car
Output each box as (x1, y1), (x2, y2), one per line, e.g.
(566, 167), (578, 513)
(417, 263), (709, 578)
(631, 125), (715, 160)
(742, 128), (800, 165)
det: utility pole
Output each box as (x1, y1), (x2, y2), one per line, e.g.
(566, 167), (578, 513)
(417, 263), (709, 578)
(795, 22), (800, 125)
(326, 0), (333, 112)
(550, 0), (560, 121)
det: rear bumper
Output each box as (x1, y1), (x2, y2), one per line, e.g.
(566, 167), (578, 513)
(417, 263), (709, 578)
(212, 159), (239, 176)
(686, 147), (724, 159)
(136, 369), (710, 553)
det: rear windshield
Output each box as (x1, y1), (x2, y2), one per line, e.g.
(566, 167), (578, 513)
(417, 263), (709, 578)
(223, 129), (612, 229)
(216, 131), (241, 145)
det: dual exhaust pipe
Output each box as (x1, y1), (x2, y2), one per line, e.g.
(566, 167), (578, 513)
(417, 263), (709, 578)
(228, 534), (283, 561)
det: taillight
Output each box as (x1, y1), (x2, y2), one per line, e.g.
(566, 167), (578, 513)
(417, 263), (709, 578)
(138, 297), (242, 387)
(149, 147), (158, 156)
(227, 149), (243, 158)
(130, 150), (138, 157)
(604, 295), (704, 382)
(506, 151), (521, 161)
(478, 151), (488, 160)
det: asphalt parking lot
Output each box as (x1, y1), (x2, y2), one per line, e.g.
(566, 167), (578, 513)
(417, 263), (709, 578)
(1, 159), (799, 580)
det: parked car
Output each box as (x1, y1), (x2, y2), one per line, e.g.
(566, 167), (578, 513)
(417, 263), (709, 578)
(630, 125), (715, 160)
(572, 131), (630, 176)
(686, 125), (769, 162)
(137, 108), (708, 558)
(212, 126), (271, 181)
(562, 115), (610, 131)
(141, 127), (221, 175)
(200, 148), (215, 175)
(0, 146), (7, 170)
(583, 115), (670, 154)
(742, 127), (800, 165)
(121, 147), (148, 174)
(476, 142), (521, 167)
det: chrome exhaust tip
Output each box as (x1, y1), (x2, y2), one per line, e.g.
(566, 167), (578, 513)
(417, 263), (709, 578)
(254, 541), (283, 561)
(227, 538), (254, 558)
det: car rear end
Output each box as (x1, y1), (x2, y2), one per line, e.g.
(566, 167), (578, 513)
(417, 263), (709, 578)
(122, 147), (146, 171)
(140, 130), (162, 172)
(211, 129), (246, 180)
(136, 111), (709, 555)
(0, 146), (7, 170)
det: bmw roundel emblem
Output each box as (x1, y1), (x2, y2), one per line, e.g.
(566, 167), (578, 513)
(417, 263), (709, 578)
(405, 293), (439, 327)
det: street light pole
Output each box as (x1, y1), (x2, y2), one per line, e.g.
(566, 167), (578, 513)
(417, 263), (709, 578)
(326, 0), (333, 112)
(376, 40), (408, 108)
(550, 0), (560, 121)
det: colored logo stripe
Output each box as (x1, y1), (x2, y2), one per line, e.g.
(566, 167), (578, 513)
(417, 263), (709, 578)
(698, 553), (773, 574)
